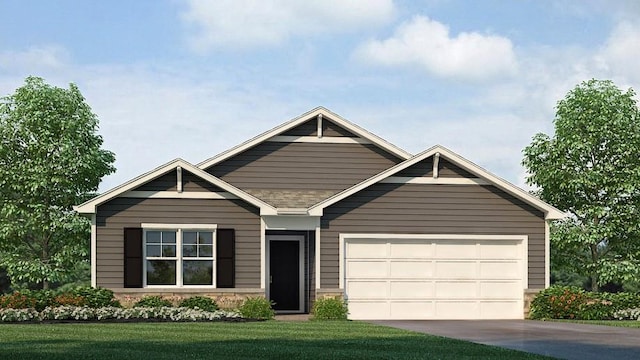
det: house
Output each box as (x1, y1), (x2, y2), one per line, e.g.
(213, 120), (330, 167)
(75, 107), (565, 320)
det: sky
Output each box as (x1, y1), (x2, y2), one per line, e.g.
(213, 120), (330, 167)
(1, 0), (639, 192)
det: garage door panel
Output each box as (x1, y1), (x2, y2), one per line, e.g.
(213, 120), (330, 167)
(435, 281), (477, 298)
(479, 261), (520, 279)
(435, 301), (479, 319)
(390, 242), (433, 258)
(390, 260), (433, 278)
(347, 260), (387, 278)
(480, 241), (520, 259)
(480, 301), (522, 319)
(390, 301), (434, 319)
(348, 301), (388, 319)
(390, 281), (434, 298)
(347, 241), (387, 258)
(436, 261), (477, 279)
(347, 280), (387, 299)
(435, 241), (477, 259)
(480, 281), (521, 298)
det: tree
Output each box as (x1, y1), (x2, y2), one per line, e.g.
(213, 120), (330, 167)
(0, 77), (115, 289)
(523, 79), (640, 292)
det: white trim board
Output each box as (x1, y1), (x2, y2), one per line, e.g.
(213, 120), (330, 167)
(380, 177), (490, 185)
(267, 136), (372, 145)
(122, 191), (239, 200)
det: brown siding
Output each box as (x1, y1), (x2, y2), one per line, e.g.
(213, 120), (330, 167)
(95, 198), (260, 289)
(320, 183), (546, 289)
(182, 171), (224, 192)
(396, 158), (475, 178)
(206, 142), (402, 191)
(134, 172), (177, 191)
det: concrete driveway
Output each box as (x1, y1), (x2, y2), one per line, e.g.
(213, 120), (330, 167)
(370, 320), (640, 360)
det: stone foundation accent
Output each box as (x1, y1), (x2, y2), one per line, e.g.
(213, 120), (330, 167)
(111, 288), (265, 309)
(524, 289), (542, 318)
(315, 289), (344, 300)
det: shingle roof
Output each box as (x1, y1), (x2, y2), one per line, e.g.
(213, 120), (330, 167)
(243, 189), (337, 209)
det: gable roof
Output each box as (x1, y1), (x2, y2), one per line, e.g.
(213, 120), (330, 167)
(197, 106), (412, 169)
(74, 158), (277, 215)
(308, 145), (566, 220)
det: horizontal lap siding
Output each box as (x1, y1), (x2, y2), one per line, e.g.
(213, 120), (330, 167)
(206, 142), (401, 191)
(320, 183), (546, 289)
(96, 198), (260, 288)
(134, 172), (177, 191)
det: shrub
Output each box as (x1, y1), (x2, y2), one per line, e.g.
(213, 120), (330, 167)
(53, 294), (86, 307)
(614, 308), (640, 320)
(311, 297), (348, 320)
(178, 296), (218, 312)
(134, 295), (173, 308)
(0, 292), (37, 309)
(529, 285), (640, 320)
(0, 308), (39, 322)
(238, 296), (274, 320)
(68, 286), (121, 308)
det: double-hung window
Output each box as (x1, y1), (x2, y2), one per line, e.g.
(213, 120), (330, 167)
(143, 224), (217, 287)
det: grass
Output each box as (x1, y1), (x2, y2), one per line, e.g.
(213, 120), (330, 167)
(550, 319), (640, 328)
(0, 320), (552, 359)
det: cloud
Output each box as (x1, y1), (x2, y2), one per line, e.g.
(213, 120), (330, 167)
(353, 16), (518, 81)
(181, 0), (396, 51)
(0, 45), (70, 72)
(597, 21), (640, 83)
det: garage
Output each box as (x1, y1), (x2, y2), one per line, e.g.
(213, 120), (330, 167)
(341, 234), (527, 320)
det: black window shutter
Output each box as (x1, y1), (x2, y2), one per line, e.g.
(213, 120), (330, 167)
(124, 228), (143, 288)
(216, 229), (235, 288)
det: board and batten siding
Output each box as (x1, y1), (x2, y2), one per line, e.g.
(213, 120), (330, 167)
(95, 197), (260, 288)
(320, 183), (546, 289)
(205, 142), (402, 191)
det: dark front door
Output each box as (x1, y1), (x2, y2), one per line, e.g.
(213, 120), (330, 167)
(269, 240), (300, 311)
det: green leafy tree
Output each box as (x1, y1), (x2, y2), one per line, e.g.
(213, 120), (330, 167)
(523, 79), (640, 292)
(0, 77), (115, 289)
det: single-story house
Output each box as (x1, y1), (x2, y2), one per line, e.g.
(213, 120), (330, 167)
(75, 107), (565, 320)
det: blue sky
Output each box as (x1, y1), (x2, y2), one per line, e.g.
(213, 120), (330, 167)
(2, 0), (639, 191)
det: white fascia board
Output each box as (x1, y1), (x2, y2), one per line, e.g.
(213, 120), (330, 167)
(196, 107), (412, 169)
(309, 145), (567, 221)
(74, 159), (276, 215)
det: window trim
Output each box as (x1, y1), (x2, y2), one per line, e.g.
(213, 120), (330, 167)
(142, 224), (218, 288)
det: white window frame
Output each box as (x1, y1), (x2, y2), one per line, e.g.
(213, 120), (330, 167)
(141, 223), (218, 288)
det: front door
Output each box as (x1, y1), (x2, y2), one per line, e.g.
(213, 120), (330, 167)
(269, 237), (302, 311)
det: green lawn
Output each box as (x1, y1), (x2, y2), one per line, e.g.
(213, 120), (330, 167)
(552, 320), (640, 328)
(0, 320), (551, 359)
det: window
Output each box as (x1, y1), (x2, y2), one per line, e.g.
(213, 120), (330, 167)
(143, 224), (217, 287)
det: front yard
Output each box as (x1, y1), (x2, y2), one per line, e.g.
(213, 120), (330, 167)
(0, 321), (551, 359)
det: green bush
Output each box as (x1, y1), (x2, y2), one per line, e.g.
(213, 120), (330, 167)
(311, 297), (348, 320)
(134, 295), (173, 308)
(178, 296), (218, 312)
(529, 285), (640, 320)
(238, 296), (274, 320)
(19, 290), (56, 311)
(68, 286), (121, 308)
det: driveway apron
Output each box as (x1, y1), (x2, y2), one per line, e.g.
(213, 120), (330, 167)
(370, 320), (640, 360)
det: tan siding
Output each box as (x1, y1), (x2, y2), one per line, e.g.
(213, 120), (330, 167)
(95, 198), (260, 289)
(320, 183), (546, 289)
(206, 142), (402, 191)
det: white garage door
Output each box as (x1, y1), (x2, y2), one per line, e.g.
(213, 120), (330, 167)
(343, 235), (527, 320)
